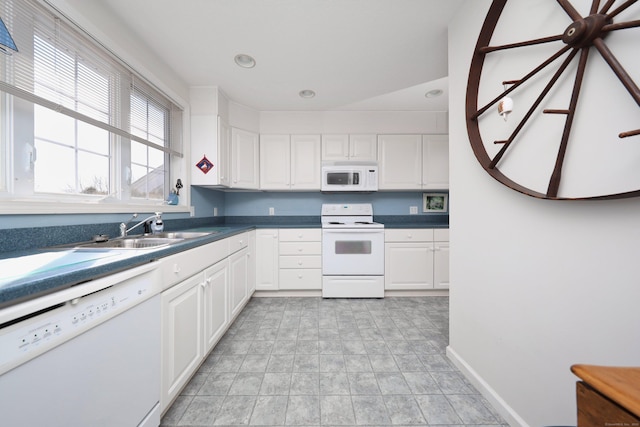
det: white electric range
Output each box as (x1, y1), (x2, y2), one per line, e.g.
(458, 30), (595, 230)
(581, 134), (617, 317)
(321, 203), (385, 298)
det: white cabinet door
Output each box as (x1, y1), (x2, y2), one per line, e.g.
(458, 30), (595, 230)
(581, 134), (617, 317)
(260, 134), (291, 190)
(321, 135), (349, 160)
(256, 229), (279, 291)
(231, 128), (259, 189)
(247, 230), (256, 295)
(377, 135), (422, 189)
(218, 118), (231, 187)
(384, 242), (434, 290)
(291, 135), (321, 190)
(422, 135), (449, 190)
(229, 247), (249, 319)
(191, 115), (230, 187)
(161, 273), (203, 411)
(349, 134), (377, 161)
(433, 241), (450, 289)
(203, 260), (229, 353)
(322, 134), (376, 161)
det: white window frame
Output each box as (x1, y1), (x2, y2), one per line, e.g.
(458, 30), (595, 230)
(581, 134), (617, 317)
(0, 0), (188, 215)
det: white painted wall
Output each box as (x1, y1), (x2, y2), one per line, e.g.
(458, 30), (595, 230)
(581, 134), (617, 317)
(448, 1), (640, 426)
(259, 110), (448, 134)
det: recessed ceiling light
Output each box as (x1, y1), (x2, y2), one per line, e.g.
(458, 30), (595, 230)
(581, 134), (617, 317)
(234, 54), (256, 68)
(299, 89), (316, 98)
(425, 89), (443, 98)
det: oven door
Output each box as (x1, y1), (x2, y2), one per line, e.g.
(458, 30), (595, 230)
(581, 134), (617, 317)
(322, 228), (384, 275)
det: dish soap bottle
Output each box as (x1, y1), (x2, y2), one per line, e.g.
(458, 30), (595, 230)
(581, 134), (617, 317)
(167, 189), (179, 205)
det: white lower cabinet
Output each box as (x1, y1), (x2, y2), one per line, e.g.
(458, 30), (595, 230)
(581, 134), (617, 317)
(384, 228), (449, 290)
(203, 260), (229, 353)
(161, 273), (203, 411)
(229, 247), (249, 318)
(255, 229), (279, 291)
(433, 229), (450, 289)
(278, 228), (322, 290)
(161, 233), (252, 414)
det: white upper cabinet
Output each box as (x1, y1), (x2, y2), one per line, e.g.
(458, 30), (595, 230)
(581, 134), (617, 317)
(231, 127), (260, 189)
(191, 115), (230, 187)
(290, 135), (321, 189)
(322, 134), (376, 161)
(377, 134), (423, 189)
(422, 135), (449, 190)
(377, 134), (449, 190)
(349, 134), (377, 161)
(260, 134), (321, 190)
(260, 135), (291, 190)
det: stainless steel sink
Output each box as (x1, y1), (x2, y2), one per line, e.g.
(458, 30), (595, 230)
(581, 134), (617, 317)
(53, 230), (214, 250)
(70, 237), (182, 249)
(150, 231), (215, 239)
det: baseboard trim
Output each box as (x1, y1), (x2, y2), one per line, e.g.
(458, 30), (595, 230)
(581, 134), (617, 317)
(446, 346), (529, 427)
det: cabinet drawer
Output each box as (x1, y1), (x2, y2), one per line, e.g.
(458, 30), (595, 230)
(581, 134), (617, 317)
(385, 229), (434, 242)
(279, 255), (322, 269)
(279, 269), (322, 290)
(279, 241), (322, 255)
(434, 228), (449, 242)
(279, 228), (321, 242)
(229, 232), (249, 253)
(161, 239), (229, 290)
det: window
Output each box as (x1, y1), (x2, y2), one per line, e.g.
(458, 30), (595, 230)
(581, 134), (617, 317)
(130, 88), (168, 200)
(0, 0), (183, 211)
(33, 34), (111, 196)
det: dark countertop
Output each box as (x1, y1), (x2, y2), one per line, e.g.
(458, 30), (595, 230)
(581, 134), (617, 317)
(0, 215), (447, 309)
(0, 226), (252, 310)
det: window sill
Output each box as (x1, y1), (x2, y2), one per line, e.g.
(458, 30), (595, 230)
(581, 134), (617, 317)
(0, 199), (191, 215)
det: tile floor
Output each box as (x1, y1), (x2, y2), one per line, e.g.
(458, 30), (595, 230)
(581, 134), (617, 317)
(161, 296), (508, 426)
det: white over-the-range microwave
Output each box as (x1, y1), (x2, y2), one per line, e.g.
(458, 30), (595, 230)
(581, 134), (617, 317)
(321, 162), (378, 192)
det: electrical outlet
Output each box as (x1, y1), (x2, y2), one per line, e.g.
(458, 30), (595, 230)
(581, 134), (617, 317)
(213, 207), (218, 217)
(190, 206), (195, 217)
(410, 206), (418, 214)
(269, 207), (275, 216)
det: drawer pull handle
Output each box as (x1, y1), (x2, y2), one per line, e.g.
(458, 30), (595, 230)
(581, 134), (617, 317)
(173, 264), (181, 274)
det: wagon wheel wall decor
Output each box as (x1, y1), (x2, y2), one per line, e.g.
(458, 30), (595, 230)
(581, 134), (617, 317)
(466, 0), (640, 200)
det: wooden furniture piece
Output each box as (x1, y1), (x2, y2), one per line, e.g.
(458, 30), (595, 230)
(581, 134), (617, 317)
(571, 364), (640, 427)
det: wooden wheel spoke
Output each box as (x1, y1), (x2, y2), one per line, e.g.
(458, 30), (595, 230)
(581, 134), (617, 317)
(607, 0), (638, 19)
(489, 48), (580, 169)
(593, 38), (640, 106)
(590, 0), (601, 14)
(620, 129), (640, 138)
(600, 0), (617, 14)
(547, 48), (591, 198)
(603, 19), (640, 31)
(556, 0), (584, 21)
(479, 34), (564, 53)
(472, 45), (572, 120)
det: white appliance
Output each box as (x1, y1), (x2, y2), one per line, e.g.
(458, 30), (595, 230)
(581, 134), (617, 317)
(321, 203), (384, 298)
(321, 162), (378, 192)
(0, 264), (161, 427)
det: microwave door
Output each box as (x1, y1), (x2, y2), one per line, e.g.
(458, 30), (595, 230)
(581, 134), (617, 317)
(327, 172), (351, 185)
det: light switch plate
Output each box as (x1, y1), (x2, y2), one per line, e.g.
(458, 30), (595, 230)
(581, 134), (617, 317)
(269, 207), (275, 216)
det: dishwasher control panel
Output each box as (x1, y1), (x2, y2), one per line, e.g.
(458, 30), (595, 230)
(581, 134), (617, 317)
(0, 270), (157, 376)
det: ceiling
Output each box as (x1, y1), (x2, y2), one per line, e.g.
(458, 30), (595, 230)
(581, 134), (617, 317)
(98, 0), (464, 112)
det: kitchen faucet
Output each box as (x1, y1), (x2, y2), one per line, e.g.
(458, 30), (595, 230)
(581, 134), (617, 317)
(119, 212), (163, 237)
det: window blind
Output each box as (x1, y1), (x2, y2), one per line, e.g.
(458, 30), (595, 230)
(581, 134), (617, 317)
(0, 0), (183, 157)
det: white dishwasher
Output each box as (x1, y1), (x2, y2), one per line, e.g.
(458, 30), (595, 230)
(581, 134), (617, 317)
(0, 261), (162, 427)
